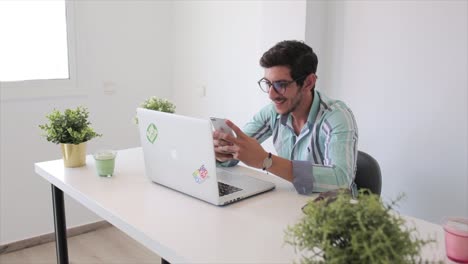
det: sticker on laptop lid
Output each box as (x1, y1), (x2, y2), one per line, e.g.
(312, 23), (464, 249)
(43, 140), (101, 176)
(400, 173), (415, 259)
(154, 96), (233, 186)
(146, 123), (158, 144)
(193, 165), (209, 184)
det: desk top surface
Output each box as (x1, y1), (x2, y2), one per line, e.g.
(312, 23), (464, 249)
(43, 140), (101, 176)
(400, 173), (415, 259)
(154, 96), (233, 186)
(35, 147), (448, 263)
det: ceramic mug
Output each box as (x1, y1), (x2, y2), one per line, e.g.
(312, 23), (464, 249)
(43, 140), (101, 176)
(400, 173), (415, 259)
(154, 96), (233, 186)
(443, 217), (468, 263)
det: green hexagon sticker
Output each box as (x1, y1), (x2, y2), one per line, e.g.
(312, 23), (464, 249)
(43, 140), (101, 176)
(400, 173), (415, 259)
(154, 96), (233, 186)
(146, 123), (158, 144)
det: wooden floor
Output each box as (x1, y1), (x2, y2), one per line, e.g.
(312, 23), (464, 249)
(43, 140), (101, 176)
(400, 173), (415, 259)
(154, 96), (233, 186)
(0, 226), (161, 264)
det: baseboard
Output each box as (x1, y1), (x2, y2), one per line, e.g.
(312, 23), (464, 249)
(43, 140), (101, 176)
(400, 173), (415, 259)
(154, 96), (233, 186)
(0, 220), (111, 255)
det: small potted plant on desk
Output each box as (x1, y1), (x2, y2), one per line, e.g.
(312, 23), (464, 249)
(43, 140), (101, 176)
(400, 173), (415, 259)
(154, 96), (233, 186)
(39, 106), (102, 168)
(140, 96), (176, 113)
(135, 96), (176, 123)
(285, 189), (437, 264)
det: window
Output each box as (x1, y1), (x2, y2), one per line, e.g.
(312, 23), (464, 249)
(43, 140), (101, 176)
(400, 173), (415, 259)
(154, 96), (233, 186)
(0, 0), (78, 100)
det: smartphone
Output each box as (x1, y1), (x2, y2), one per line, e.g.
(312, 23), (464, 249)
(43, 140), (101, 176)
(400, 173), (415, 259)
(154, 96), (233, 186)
(210, 117), (235, 136)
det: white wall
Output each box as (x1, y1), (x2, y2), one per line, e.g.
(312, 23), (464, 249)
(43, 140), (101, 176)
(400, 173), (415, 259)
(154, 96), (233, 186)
(171, 0), (264, 122)
(172, 0), (306, 154)
(0, 0), (174, 244)
(304, 1), (328, 88)
(172, 0), (307, 122)
(306, 0), (467, 222)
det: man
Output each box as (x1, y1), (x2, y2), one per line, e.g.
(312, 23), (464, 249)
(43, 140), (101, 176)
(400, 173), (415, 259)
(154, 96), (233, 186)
(213, 40), (358, 195)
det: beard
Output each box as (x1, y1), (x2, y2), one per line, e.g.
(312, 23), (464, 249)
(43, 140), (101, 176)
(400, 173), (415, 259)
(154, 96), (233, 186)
(270, 86), (307, 115)
(271, 91), (303, 115)
(287, 91), (303, 114)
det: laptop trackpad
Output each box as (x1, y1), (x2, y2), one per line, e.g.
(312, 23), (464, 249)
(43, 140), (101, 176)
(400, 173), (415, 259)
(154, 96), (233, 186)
(217, 170), (271, 190)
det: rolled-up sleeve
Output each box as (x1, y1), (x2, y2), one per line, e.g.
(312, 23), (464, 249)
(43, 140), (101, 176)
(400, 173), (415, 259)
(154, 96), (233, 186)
(292, 160), (314, 194)
(292, 161), (339, 195)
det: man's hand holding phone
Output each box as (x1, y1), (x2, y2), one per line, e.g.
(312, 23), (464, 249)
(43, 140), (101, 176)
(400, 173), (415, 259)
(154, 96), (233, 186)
(211, 118), (269, 169)
(210, 117), (235, 136)
(211, 117), (236, 162)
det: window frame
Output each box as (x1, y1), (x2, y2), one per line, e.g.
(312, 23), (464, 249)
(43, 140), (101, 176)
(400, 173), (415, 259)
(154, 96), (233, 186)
(0, 1), (81, 101)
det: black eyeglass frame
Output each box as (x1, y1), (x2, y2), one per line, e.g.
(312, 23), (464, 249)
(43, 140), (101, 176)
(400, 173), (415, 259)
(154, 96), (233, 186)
(257, 74), (308, 95)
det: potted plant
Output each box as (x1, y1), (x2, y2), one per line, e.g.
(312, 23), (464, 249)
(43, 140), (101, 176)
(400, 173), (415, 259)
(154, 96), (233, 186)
(285, 189), (436, 264)
(39, 106), (102, 168)
(135, 96), (176, 123)
(140, 96), (176, 113)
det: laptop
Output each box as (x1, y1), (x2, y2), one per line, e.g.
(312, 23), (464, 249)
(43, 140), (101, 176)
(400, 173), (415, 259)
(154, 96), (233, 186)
(136, 108), (275, 206)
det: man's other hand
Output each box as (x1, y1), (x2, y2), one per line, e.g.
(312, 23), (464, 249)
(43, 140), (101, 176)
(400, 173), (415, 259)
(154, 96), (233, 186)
(213, 129), (235, 162)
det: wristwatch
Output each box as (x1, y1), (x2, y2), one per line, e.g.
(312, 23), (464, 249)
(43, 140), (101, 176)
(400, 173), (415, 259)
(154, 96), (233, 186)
(262, 152), (273, 171)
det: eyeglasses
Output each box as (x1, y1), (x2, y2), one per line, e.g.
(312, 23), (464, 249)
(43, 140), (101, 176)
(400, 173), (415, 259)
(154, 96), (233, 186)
(257, 75), (307, 95)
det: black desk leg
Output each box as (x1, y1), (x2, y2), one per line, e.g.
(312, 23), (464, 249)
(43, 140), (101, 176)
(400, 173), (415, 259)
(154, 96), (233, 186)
(51, 185), (69, 264)
(161, 258), (171, 264)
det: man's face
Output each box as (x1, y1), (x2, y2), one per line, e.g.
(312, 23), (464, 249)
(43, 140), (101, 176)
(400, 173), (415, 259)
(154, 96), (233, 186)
(264, 66), (305, 115)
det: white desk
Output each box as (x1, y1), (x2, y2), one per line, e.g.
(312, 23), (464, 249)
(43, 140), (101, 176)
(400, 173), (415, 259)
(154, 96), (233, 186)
(35, 147), (449, 263)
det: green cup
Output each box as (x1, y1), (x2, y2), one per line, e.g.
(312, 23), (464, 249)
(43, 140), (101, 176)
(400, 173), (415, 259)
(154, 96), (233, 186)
(93, 150), (117, 177)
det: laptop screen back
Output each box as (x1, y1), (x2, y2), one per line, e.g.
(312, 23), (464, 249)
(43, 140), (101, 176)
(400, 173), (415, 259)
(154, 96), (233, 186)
(137, 108), (220, 204)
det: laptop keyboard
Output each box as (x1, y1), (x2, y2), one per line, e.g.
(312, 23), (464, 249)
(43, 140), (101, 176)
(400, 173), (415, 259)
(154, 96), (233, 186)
(218, 182), (242, 197)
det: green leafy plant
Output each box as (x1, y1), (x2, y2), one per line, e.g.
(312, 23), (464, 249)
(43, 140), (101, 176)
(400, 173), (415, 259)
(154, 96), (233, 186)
(135, 96), (176, 123)
(39, 106), (102, 144)
(285, 189), (436, 264)
(140, 96), (175, 113)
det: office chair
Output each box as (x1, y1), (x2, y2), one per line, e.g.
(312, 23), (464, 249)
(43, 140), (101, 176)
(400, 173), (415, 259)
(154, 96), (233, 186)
(354, 151), (382, 196)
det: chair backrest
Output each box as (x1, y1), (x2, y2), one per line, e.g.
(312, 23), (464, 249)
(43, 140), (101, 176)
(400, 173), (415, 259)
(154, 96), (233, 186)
(354, 151), (382, 195)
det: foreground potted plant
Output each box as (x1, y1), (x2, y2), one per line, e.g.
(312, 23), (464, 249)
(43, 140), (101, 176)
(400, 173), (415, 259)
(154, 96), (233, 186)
(285, 189), (436, 264)
(39, 106), (101, 167)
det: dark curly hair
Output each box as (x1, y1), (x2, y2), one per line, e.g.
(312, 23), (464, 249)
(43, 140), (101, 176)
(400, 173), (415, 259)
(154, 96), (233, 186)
(260, 40), (318, 87)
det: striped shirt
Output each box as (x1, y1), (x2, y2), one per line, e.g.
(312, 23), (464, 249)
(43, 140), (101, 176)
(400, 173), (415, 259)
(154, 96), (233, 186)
(220, 89), (358, 195)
